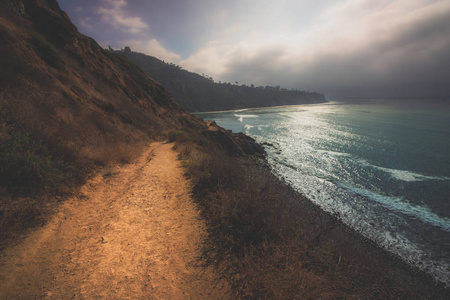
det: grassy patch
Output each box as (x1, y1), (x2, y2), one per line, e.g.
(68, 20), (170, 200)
(0, 110), (72, 195)
(0, 130), (72, 194)
(29, 34), (65, 71)
(165, 129), (208, 146)
(0, 109), (72, 249)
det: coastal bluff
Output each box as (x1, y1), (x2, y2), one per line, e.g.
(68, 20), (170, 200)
(119, 50), (327, 112)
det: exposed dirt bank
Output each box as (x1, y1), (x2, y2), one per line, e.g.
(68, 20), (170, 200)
(0, 142), (228, 299)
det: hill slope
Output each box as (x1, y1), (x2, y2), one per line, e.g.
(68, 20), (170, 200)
(121, 50), (327, 112)
(0, 0), (203, 241)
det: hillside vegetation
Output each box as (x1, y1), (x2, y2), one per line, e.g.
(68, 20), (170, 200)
(0, 0), (200, 244)
(120, 50), (327, 112)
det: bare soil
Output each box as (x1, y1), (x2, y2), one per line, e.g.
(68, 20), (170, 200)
(0, 142), (228, 299)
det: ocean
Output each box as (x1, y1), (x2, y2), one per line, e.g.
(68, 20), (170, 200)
(197, 98), (450, 285)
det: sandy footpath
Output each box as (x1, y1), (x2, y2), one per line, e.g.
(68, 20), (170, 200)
(0, 142), (228, 299)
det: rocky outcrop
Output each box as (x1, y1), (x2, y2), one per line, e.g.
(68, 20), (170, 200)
(202, 122), (265, 157)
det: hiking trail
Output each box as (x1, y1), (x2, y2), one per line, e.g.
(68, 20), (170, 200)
(0, 142), (228, 299)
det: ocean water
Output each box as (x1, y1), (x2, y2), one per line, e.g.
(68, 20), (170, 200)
(197, 98), (450, 285)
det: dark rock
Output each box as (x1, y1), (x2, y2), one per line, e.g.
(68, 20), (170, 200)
(262, 142), (274, 147)
(202, 130), (265, 158)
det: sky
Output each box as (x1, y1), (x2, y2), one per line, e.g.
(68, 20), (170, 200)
(58, 0), (450, 99)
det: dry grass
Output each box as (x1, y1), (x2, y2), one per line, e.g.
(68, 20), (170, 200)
(0, 96), (147, 246)
(0, 82), (162, 245)
(0, 23), (201, 250)
(174, 138), (450, 299)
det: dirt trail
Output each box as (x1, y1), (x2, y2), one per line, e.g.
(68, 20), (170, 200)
(0, 142), (228, 299)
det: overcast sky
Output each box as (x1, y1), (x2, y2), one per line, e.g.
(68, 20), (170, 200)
(58, 0), (450, 99)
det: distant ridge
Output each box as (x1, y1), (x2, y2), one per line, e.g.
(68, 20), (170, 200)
(119, 50), (327, 112)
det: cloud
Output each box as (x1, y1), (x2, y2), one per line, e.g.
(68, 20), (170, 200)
(179, 0), (450, 98)
(97, 0), (149, 34)
(120, 38), (181, 63)
(179, 42), (229, 76)
(78, 17), (93, 31)
(291, 0), (450, 96)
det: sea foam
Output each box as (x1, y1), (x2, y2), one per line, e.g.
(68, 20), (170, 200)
(375, 166), (449, 182)
(235, 114), (259, 122)
(356, 159), (449, 182)
(336, 182), (450, 232)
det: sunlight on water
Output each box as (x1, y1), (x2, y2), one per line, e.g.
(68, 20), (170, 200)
(198, 99), (450, 285)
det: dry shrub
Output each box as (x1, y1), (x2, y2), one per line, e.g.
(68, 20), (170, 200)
(80, 140), (145, 166)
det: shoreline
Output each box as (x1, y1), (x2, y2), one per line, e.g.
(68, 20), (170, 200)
(253, 154), (450, 297)
(257, 154), (448, 288)
(263, 151), (450, 287)
(198, 100), (450, 290)
(192, 99), (329, 115)
(176, 120), (450, 298)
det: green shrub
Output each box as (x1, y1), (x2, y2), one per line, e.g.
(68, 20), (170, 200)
(166, 130), (209, 147)
(0, 129), (72, 195)
(166, 130), (186, 143)
(29, 34), (65, 71)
